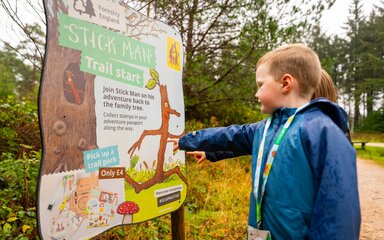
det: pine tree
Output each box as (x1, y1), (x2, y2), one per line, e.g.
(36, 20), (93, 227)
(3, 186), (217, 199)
(344, 0), (365, 129)
(85, 0), (96, 18)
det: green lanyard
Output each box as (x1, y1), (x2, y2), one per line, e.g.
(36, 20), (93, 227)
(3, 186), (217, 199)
(254, 106), (306, 226)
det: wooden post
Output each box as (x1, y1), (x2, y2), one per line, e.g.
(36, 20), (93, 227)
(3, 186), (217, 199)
(171, 205), (185, 240)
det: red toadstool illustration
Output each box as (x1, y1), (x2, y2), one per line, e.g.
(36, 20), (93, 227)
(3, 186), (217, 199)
(117, 201), (139, 224)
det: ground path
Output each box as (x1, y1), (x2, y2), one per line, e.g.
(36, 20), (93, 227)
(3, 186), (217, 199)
(357, 158), (384, 240)
(366, 142), (384, 148)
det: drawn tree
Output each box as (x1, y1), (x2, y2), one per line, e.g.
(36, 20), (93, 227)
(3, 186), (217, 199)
(120, 2), (167, 40)
(125, 69), (186, 193)
(85, 0), (96, 18)
(73, 0), (86, 15)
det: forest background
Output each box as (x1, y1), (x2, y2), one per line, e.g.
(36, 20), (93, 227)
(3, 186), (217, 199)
(0, 0), (383, 239)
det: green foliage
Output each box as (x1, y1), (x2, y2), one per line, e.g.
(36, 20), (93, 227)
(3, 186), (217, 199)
(0, 62), (16, 98)
(0, 95), (40, 239)
(359, 109), (384, 132)
(356, 146), (384, 166)
(143, 0), (334, 125)
(0, 48), (23, 99)
(352, 132), (384, 142)
(0, 151), (40, 239)
(185, 119), (206, 132)
(0, 96), (40, 160)
(185, 102), (266, 127)
(185, 156), (251, 239)
(5, 22), (44, 102)
(308, 1), (384, 129)
(0, 42), (41, 103)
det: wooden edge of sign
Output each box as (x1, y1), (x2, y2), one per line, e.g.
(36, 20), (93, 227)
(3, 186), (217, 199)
(171, 204), (185, 240)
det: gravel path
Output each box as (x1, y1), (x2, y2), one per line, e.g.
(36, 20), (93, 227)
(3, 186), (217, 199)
(366, 142), (384, 148)
(357, 158), (384, 240)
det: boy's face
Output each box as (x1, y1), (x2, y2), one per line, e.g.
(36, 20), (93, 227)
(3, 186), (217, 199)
(255, 64), (284, 114)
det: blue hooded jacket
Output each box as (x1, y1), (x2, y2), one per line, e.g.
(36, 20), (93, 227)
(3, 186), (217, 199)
(179, 98), (361, 239)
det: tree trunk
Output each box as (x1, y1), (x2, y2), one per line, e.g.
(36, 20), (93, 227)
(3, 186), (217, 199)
(185, 0), (198, 66)
(353, 79), (361, 128)
(40, 0), (97, 174)
(366, 88), (374, 117)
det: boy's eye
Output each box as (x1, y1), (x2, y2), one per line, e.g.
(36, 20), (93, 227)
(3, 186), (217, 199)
(256, 80), (262, 88)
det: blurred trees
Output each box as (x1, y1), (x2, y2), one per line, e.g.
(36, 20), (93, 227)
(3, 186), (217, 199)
(345, 0), (366, 128)
(0, 23), (44, 102)
(308, 0), (384, 132)
(126, 0), (335, 124)
(0, 50), (18, 98)
(0, 0), (383, 131)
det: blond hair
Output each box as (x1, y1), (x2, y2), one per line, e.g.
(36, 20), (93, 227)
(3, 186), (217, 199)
(256, 43), (321, 98)
(311, 69), (337, 102)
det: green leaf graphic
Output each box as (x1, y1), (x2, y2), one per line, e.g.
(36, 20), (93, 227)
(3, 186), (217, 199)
(150, 68), (159, 81)
(145, 79), (157, 90)
(130, 155), (140, 169)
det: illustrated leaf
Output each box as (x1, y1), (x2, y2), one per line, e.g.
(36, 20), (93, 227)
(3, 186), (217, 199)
(145, 79), (157, 90)
(150, 68), (159, 81)
(130, 155), (139, 169)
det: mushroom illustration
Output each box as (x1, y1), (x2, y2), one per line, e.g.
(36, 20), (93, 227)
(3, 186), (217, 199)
(117, 201), (139, 224)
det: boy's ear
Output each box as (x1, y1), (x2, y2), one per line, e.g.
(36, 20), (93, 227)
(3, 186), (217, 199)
(280, 74), (294, 94)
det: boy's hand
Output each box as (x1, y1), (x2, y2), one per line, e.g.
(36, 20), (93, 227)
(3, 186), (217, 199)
(168, 138), (180, 151)
(187, 151), (206, 164)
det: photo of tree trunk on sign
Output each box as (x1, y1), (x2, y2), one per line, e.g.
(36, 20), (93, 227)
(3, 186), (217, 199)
(40, 0), (97, 174)
(125, 69), (187, 193)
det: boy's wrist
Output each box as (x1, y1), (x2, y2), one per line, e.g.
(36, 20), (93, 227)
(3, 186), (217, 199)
(178, 135), (186, 150)
(205, 152), (216, 162)
(178, 132), (196, 151)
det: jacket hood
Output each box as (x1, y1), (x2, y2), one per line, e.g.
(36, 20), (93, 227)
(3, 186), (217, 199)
(301, 97), (349, 133)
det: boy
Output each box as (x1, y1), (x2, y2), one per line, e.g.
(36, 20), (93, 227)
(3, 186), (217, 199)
(172, 44), (361, 239)
(188, 68), (341, 163)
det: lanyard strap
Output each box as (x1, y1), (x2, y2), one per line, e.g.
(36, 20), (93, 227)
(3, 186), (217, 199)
(254, 105), (307, 226)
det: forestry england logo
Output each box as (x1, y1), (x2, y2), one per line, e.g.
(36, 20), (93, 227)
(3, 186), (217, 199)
(73, 0), (96, 18)
(68, 0), (124, 30)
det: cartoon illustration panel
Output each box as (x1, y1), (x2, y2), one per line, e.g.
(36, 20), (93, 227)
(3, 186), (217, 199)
(38, 0), (186, 239)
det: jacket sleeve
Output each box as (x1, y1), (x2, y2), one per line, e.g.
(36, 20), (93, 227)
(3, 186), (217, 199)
(303, 117), (361, 240)
(205, 151), (245, 162)
(178, 122), (262, 155)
